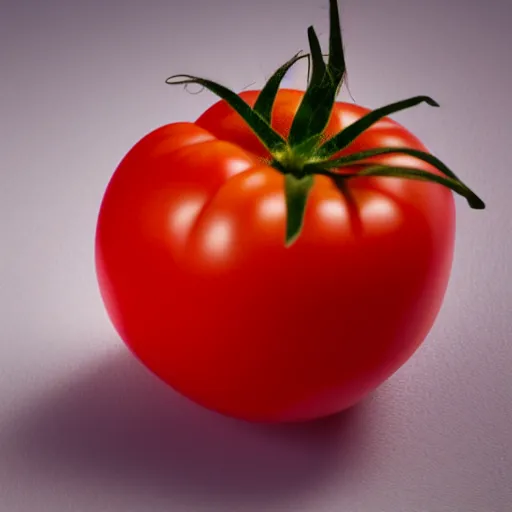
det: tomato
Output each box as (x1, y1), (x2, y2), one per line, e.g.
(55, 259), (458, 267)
(96, 88), (455, 422)
(96, 0), (483, 423)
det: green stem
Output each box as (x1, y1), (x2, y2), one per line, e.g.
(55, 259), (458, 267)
(164, 0), (485, 248)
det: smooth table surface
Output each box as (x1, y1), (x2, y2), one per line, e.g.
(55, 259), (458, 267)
(1, 0), (511, 510)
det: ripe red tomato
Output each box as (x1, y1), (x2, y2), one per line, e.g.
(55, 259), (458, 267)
(96, 88), (456, 422)
(96, 0), (484, 423)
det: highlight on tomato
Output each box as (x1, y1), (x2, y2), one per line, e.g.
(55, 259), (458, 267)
(95, 0), (485, 423)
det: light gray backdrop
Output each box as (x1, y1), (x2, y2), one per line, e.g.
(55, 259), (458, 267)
(1, 0), (511, 511)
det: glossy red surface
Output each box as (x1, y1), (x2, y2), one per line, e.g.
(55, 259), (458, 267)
(95, 89), (455, 422)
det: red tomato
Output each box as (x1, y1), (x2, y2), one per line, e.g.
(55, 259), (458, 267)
(95, 89), (455, 422)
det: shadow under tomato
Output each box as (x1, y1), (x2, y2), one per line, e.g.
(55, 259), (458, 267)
(3, 347), (372, 506)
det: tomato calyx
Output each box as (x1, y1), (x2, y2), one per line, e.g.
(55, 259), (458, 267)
(166, 0), (485, 246)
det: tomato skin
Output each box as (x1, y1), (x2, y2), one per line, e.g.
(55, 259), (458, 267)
(96, 89), (455, 422)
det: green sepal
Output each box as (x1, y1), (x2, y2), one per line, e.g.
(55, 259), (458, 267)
(253, 51), (311, 123)
(305, 53), (333, 85)
(164, 0), (486, 250)
(287, 0), (347, 148)
(306, 26), (327, 87)
(291, 133), (326, 159)
(347, 164), (485, 209)
(284, 173), (315, 246)
(165, 74), (287, 153)
(287, 27), (337, 148)
(327, 0), (346, 85)
(306, 146), (462, 182)
(316, 96), (440, 158)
